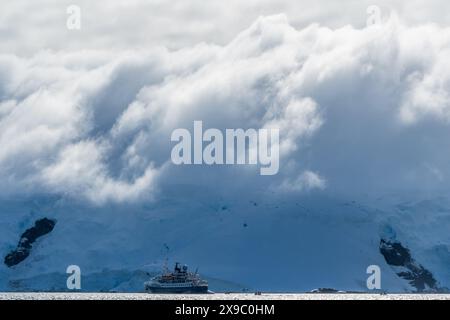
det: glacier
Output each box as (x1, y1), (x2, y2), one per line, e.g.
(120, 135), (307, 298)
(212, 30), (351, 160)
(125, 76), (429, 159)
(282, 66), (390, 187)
(1, 14), (450, 294)
(1, 189), (449, 293)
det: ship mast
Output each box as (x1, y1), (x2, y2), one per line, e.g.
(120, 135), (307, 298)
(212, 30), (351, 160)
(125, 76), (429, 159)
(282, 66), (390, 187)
(163, 258), (169, 274)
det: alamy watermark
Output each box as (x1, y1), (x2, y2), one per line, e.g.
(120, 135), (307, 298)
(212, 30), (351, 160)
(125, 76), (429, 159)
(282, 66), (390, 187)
(366, 264), (381, 290)
(66, 5), (81, 30)
(366, 5), (382, 27)
(171, 121), (279, 175)
(66, 265), (81, 290)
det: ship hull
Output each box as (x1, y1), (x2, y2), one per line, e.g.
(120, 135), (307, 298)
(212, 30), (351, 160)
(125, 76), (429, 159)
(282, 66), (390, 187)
(145, 285), (209, 294)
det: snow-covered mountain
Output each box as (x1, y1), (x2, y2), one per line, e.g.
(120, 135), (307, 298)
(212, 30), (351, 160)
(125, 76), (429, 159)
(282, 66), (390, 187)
(2, 8), (450, 294)
(1, 189), (449, 293)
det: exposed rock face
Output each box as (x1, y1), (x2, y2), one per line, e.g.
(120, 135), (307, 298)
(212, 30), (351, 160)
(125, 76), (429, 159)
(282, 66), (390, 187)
(4, 218), (56, 267)
(310, 288), (340, 293)
(380, 238), (439, 292)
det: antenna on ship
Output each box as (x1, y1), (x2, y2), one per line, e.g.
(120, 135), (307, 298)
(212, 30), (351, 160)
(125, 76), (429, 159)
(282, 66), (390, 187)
(163, 258), (169, 274)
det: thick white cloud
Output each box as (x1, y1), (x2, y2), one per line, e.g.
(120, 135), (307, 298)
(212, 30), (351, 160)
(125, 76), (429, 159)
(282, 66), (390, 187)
(1, 0), (450, 55)
(41, 140), (160, 204)
(2, 13), (450, 203)
(400, 45), (450, 123)
(276, 170), (327, 192)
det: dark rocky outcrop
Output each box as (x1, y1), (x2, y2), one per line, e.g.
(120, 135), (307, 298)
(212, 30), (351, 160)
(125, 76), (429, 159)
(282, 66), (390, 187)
(310, 288), (340, 293)
(4, 218), (56, 267)
(380, 238), (439, 292)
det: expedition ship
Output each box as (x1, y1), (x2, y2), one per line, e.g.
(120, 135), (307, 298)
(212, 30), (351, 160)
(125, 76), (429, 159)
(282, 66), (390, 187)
(144, 262), (208, 293)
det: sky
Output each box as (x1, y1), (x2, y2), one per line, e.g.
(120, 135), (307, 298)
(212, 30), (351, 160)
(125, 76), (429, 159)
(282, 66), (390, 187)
(1, 1), (450, 204)
(2, 0), (450, 54)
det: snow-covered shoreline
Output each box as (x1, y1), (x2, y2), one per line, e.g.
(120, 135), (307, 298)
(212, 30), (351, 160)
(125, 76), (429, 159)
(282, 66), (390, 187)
(1, 293), (450, 300)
